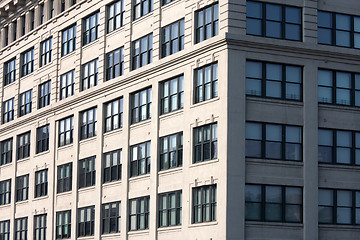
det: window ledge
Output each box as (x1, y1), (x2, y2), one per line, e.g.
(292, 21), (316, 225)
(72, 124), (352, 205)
(161, 0), (183, 10)
(188, 221), (218, 228)
(246, 158), (303, 167)
(159, 109), (184, 120)
(82, 39), (100, 50)
(319, 103), (360, 113)
(58, 143), (73, 151)
(190, 159), (219, 168)
(78, 186), (96, 193)
(3, 81), (16, 90)
(246, 96), (303, 107)
(77, 236), (94, 240)
(106, 25), (125, 38)
(129, 174), (150, 183)
(104, 128), (123, 138)
(56, 191), (72, 197)
(191, 97), (220, 109)
(15, 200), (29, 206)
(132, 12), (154, 27)
(130, 119), (151, 129)
(101, 232), (121, 238)
(0, 162), (12, 169)
(158, 167), (183, 176)
(35, 150), (50, 157)
(103, 180), (122, 188)
(157, 225), (182, 232)
(17, 157), (30, 163)
(38, 61), (54, 72)
(60, 50), (77, 61)
(0, 203), (11, 209)
(319, 224), (360, 230)
(245, 221), (303, 228)
(318, 163), (360, 171)
(128, 229), (149, 236)
(79, 136), (97, 144)
(33, 195), (49, 202)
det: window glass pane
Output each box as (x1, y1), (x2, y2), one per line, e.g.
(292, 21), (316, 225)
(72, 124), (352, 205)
(247, 19), (262, 35)
(337, 190), (352, 206)
(245, 185), (261, 202)
(265, 186), (281, 203)
(246, 1), (262, 18)
(318, 11), (332, 28)
(318, 28), (332, 44)
(266, 64), (281, 80)
(266, 4), (281, 21)
(319, 189), (333, 206)
(286, 66), (301, 83)
(286, 187), (302, 204)
(285, 7), (301, 24)
(318, 70), (333, 86)
(336, 14), (351, 30)
(336, 31), (351, 47)
(337, 131), (351, 147)
(266, 21), (281, 38)
(266, 124), (281, 141)
(319, 129), (333, 146)
(247, 61), (262, 79)
(246, 123), (261, 140)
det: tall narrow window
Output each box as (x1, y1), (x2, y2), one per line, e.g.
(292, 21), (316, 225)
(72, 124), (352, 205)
(16, 174), (29, 202)
(34, 214), (46, 240)
(0, 220), (10, 240)
(15, 217), (27, 240)
(195, 3), (219, 43)
(103, 149), (122, 183)
(131, 87), (152, 124)
(81, 59), (98, 91)
(104, 98), (123, 132)
(106, 47), (124, 81)
(58, 116), (74, 147)
(17, 131), (30, 160)
(57, 163), (72, 193)
(30, 9), (34, 30)
(19, 90), (32, 117)
(21, 48), (34, 77)
(21, 15), (26, 36)
(102, 201), (121, 234)
(40, 38), (52, 67)
(193, 185), (217, 223)
(107, 0), (125, 33)
(40, 3), (44, 25)
(78, 156), (96, 189)
(60, 70), (75, 100)
(162, 19), (185, 57)
(0, 179), (11, 205)
(4, 26), (8, 46)
(193, 123), (217, 163)
(129, 196), (150, 231)
(83, 12), (99, 45)
(159, 190), (182, 227)
(2, 98), (14, 124)
(36, 124), (49, 153)
(56, 210), (71, 239)
(132, 34), (153, 70)
(133, 0), (153, 20)
(80, 107), (97, 140)
(194, 63), (218, 103)
(38, 81), (51, 109)
(159, 132), (183, 170)
(13, 20), (17, 41)
(160, 75), (184, 114)
(78, 206), (95, 237)
(130, 141), (151, 177)
(50, 0), (55, 18)
(61, 0), (66, 12)
(1, 138), (12, 166)
(61, 25), (76, 56)
(35, 169), (48, 198)
(4, 58), (16, 86)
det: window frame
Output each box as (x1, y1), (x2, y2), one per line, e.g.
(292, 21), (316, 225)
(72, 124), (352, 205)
(158, 190), (182, 227)
(0, 179), (11, 205)
(78, 156), (96, 189)
(40, 38), (52, 67)
(60, 70), (75, 100)
(0, 220), (10, 240)
(129, 141), (151, 177)
(129, 196), (150, 231)
(132, 34), (153, 70)
(103, 149), (122, 183)
(38, 80), (51, 109)
(35, 169), (48, 198)
(81, 58), (98, 91)
(80, 107), (97, 140)
(133, 0), (153, 20)
(15, 217), (27, 240)
(19, 89), (32, 117)
(4, 58), (16, 86)
(20, 48), (34, 77)
(2, 98), (14, 124)
(107, 0), (125, 33)
(78, 206), (95, 237)
(161, 19), (185, 58)
(58, 116), (74, 147)
(56, 210), (71, 239)
(160, 75), (184, 115)
(194, 62), (218, 104)
(195, 3), (219, 44)
(57, 163), (72, 194)
(106, 47), (124, 81)
(102, 201), (121, 234)
(17, 131), (30, 160)
(104, 98), (123, 133)
(159, 132), (183, 171)
(192, 184), (217, 223)
(61, 24), (76, 57)
(82, 12), (100, 46)
(1, 138), (12, 166)
(193, 123), (218, 163)
(16, 174), (29, 202)
(130, 87), (152, 124)
(34, 214), (47, 240)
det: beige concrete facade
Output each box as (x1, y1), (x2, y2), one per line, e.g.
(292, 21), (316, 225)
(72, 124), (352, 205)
(0, 0), (359, 239)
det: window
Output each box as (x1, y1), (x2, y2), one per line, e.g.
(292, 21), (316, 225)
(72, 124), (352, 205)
(21, 48), (34, 77)
(80, 107), (97, 140)
(131, 87), (152, 124)
(104, 98), (123, 132)
(50, 0), (54, 18)
(83, 12), (99, 45)
(107, 0), (125, 33)
(17, 131), (30, 160)
(81, 59), (98, 91)
(1, 138), (12, 166)
(159, 190), (182, 227)
(30, 9), (34, 30)
(193, 123), (217, 163)
(129, 196), (150, 231)
(21, 15), (26, 36)
(133, 0), (153, 20)
(159, 132), (183, 170)
(193, 185), (217, 223)
(36, 125), (49, 153)
(246, 1), (302, 41)
(160, 75), (184, 114)
(246, 61), (302, 100)
(61, 0), (65, 12)
(195, 3), (219, 43)
(56, 210), (71, 239)
(0, 179), (11, 205)
(16, 174), (29, 202)
(78, 206), (95, 237)
(78, 156), (96, 189)
(38, 81), (51, 109)
(4, 26), (8, 46)
(245, 184), (302, 223)
(246, 122), (302, 161)
(102, 201), (121, 234)
(71, 0), (77, 6)
(58, 116), (74, 147)
(34, 214), (46, 240)
(319, 188), (360, 225)
(40, 3), (44, 25)
(19, 90), (32, 117)
(130, 141), (151, 177)
(106, 47), (124, 81)
(132, 34), (153, 70)
(2, 98), (14, 123)
(318, 11), (360, 49)
(103, 149), (122, 183)
(318, 69), (360, 106)
(60, 70), (75, 100)
(4, 58), (16, 86)
(162, 19), (185, 57)
(15, 217), (27, 240)
(13, 20), (17, 41)
(194, 62), (218, 103)
(0, 220), (10, 240)
(318, 128), (360, 165)
(40, 38), (52, 67)
(35, 169), (48, 198)
(57, 163), (72, 193)
(61, 25), (76, 56)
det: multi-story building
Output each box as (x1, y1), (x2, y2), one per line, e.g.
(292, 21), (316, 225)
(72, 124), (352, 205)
(0, 0), (359, 239)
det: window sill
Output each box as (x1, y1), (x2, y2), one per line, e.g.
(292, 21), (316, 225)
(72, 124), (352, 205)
(191, 97), (220, 109)
(78, 186), (96, 193)
(33, 195), (49, 202)
(318, 103), (360, 113)
(188, 221), (218, 228)
(60, 49), (77, 61)
(132, 12), (153, 27)
(0, 203), (11, 209)
(82, 39), (100, 50)
(158, 167), (183, 176)
(104, 128), (123, 138)
(161, 0), (183, 10)
(246, 96), (303, 106)
(246, 158), (303, 167)
(58, 143), (73, 151)
(128, 229), (149, 236)
(38, 61), (53, 72)
(17, 157), (30, 163)
(77, 236), (94, 240)
(15, 200), (29, 205)
(319, 224), (360, 230)
(130, 119), (151, 129)
(245, 221), (303, 228)
(3, 81), (16, 90)
(0, 162), (12, 169)
(103, 180), (122, 188)
(190, 158), (219, 168)
(129, 174), (150, 182)
(106, 25), (125, 38)
(79, 136), (97, 144)
(35, 150), (50, 157)
(101, 232), (121, 238)
(318, 163), (360, 171)
(158, 225), (182, 232)
(56, 191), (72, 197)
(159, 109), (184, 120)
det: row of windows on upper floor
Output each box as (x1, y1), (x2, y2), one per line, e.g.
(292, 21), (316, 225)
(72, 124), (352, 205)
(0, 185), (215, 239)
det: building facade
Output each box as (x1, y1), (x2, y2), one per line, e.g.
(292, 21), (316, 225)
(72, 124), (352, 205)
(0, 0), (359, 239)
